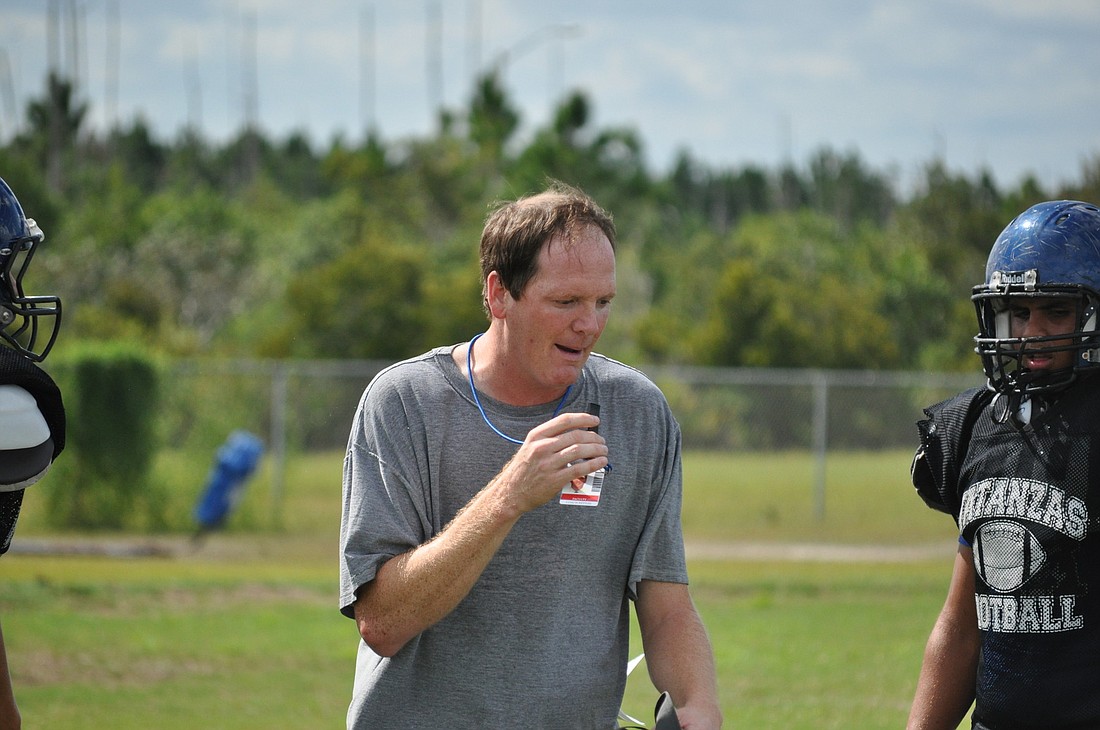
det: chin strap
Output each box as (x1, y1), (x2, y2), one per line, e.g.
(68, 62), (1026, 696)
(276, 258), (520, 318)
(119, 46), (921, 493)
(992, 391), (1022, 427)
(991, 365), (1067, 428)
(992, 391), (1045, 429)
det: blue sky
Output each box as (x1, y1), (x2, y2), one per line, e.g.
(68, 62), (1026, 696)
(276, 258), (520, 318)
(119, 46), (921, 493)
(3, 0), (1099, 194)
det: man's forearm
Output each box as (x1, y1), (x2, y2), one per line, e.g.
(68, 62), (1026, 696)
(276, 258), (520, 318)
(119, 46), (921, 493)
(0, 619), (22, 730)
(354, 475), (522, 656)
(638, 582), (723, 728)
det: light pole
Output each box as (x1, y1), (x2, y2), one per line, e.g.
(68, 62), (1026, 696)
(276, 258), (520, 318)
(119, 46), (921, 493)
(488, 23), (582, 101)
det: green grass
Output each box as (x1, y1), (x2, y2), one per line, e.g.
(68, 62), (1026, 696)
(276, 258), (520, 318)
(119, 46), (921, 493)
(2, 567), (346, 728)
(619, 559), (952, 729)
(2, 449), (962, 728)
(681, 450), (956, 544)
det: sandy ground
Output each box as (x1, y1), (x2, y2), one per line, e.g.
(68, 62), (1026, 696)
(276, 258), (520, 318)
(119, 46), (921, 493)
(7, 535), (957, 563)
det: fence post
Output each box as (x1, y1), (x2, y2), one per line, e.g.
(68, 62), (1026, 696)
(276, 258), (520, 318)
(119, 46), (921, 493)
(270, 361), (288, 527)
(812, 371), (828, 520)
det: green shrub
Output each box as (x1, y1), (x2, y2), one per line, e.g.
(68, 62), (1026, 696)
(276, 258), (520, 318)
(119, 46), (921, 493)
(46, 343), (162, 529)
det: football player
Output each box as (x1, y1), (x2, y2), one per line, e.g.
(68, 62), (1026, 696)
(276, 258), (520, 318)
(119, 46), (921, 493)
(908, 200), (1100, 729)
(0, 175), (65, 730)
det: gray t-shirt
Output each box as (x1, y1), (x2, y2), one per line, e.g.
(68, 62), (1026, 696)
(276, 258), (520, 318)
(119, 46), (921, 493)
(339, 345), (688, 729)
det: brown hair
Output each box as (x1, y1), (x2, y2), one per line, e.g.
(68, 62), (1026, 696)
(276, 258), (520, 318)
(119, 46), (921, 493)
(479, 181), (616, 311)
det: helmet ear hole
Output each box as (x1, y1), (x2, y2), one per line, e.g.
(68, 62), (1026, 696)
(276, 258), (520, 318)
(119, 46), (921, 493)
(1082, 302), (1100, 364)
(1083, 303), (1098, 334)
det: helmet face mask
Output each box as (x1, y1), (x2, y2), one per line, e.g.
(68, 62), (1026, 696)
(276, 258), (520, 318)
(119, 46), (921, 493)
(973, 287), (1098, 395)
(972, 201), (1100, 398)
(0, 181), (61, 362)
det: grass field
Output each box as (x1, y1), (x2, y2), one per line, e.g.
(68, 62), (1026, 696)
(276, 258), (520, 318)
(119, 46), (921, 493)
(1, 449), (964, 728)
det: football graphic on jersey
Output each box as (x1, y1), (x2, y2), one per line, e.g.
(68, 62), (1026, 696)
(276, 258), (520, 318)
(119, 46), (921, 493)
(973, 520), (1046, 592)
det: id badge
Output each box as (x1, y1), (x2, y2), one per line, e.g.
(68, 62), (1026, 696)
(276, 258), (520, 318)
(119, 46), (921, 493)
(559, 466), (605, 506)
(561, 402), (608, 506)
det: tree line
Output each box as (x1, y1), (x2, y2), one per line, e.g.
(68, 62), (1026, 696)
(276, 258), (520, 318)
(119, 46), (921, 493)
(4, 70), (1099, 372)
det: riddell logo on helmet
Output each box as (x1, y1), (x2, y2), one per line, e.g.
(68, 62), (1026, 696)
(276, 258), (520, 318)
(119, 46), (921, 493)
(990, 270), (1038, 290)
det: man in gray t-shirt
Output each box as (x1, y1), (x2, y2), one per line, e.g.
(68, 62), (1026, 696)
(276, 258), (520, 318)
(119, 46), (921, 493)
(339, 182), (722, 729)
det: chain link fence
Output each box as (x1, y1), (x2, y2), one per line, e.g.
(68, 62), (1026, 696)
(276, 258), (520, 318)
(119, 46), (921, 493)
(159, 359), (983, 521)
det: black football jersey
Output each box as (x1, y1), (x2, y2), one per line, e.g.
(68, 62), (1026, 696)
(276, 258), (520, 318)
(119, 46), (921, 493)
(914, 376), (1100, 728)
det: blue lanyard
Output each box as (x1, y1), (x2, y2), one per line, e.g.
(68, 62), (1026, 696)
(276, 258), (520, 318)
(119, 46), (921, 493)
(466, 332), (571, 445)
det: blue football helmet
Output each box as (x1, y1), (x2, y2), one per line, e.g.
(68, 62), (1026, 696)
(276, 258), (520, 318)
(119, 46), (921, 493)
(972, 200), (1100, 397)
(0, 177), (60, 362)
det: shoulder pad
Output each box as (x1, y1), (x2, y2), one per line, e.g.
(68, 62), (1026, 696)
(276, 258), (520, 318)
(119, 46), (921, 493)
(911, 387), (991, 517)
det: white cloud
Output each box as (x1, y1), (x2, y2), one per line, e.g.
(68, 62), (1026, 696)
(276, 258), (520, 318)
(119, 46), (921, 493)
(0, 0), (1097, 190)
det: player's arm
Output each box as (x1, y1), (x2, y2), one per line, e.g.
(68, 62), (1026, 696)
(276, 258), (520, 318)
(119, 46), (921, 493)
(0, 618), (21, 730)
(907, 544), (979, 730)
(353, 411), (607, 657)
(636, 579), (723, 729)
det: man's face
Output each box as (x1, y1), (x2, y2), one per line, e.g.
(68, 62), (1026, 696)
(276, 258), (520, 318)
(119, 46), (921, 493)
(492, 224), (616, 404)
(1009, 296), (1079, 372)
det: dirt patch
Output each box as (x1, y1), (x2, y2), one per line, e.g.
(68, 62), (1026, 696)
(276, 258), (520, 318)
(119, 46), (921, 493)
(685, 540), (955, 563)
(10, 535), (956, 564)
(18, 649), (216, 688)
